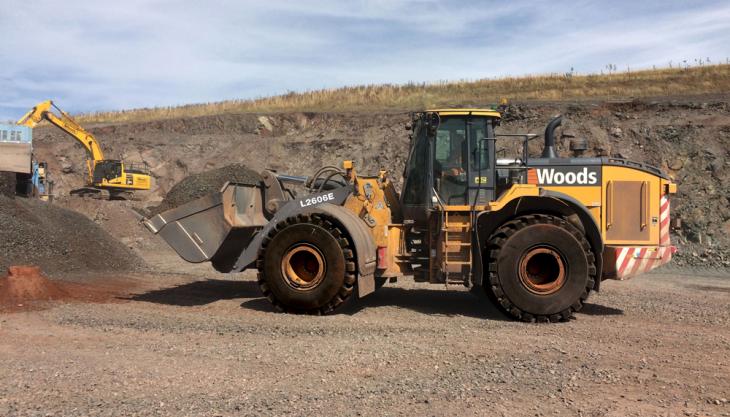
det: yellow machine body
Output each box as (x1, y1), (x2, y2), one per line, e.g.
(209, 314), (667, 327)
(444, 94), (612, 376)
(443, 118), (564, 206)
(335, 109), (676, 285)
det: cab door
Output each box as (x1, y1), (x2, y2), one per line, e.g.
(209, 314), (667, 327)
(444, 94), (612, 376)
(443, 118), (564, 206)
(433, 116), (496, 206)
(400, 116), (436, 281)
(467, 117), (496, 205)
(400, 117), (434, 225)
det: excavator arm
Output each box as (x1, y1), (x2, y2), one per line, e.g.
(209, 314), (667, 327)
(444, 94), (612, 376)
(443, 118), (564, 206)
(17, 100), (105, 161)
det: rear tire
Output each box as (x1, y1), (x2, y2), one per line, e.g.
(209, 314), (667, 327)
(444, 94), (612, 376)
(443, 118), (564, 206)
(257, 214), (356, 314)
(484, 214), (596, 322)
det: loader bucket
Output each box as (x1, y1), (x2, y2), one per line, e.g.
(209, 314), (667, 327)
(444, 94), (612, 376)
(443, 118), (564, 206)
(143, 182), (268, 264)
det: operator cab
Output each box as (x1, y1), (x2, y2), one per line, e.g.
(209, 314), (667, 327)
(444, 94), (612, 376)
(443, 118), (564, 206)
(93, 160), (123, 183)
(401, 109), (499, 223)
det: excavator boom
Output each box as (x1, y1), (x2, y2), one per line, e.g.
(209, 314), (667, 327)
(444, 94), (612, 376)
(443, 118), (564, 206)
(17, 100), (105, 160)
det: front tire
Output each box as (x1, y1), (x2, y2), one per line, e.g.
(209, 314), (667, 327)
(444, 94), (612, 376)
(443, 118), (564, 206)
(257, 215), (356, 314)
(485, 214), (596, 322)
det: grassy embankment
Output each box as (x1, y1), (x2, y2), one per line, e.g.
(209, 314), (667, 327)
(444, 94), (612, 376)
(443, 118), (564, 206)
(79, 64), (730, 124)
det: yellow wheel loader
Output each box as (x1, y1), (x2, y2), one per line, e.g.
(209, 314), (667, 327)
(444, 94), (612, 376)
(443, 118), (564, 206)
(144, 109), (676, 322)
(17, 101), (151, 199)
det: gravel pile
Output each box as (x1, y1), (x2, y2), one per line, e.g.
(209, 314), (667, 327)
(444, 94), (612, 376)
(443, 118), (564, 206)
(0, 195), (145, 274)
(0, 172), (15, 197)
(150, 163), (261, 214)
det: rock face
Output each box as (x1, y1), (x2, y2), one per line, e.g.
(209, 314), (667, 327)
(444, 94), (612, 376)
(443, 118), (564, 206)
(58, 156), (75, 173)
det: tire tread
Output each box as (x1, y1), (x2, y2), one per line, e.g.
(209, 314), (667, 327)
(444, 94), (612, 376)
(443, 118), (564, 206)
(256, 214), (357, 315)
(484, 214), (597, 323)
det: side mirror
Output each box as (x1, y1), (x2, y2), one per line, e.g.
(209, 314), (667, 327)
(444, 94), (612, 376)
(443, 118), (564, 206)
(428, 113), (441, 129)
(428, 112), (440, 131)
(404, 123), (412, 131)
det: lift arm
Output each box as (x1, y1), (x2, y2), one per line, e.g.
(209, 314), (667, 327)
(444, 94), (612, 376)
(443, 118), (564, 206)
(17, 100), (105, 161)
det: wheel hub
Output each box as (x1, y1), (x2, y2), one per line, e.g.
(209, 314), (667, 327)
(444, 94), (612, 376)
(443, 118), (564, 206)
(281, 244), (326, 290)
(518, 247), (566, 295)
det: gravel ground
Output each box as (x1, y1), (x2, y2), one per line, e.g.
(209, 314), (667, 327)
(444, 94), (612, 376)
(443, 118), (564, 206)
(0, 268), (728, 417)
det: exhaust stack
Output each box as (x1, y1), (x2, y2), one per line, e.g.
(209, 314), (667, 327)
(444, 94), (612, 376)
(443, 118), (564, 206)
(541, 115), (562, 158)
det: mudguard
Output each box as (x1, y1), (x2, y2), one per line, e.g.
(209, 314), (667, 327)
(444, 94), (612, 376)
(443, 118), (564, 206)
(231, 185), (378, 297)
(305, 203), (378, 297)
(475, 190), (604, 289)
(540, 190), (604, 285)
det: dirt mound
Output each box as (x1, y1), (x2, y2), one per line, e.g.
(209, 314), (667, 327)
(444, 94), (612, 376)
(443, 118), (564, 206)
(0, 196), (145, 274)
(150, 163), (261, 214)
(0, 266), (70, 308)
(0, 265), (136, 312)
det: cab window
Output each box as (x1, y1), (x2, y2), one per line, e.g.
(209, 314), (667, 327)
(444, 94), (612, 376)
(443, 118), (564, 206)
(402, 122), (430, 206)
(433, 117), (468, 204)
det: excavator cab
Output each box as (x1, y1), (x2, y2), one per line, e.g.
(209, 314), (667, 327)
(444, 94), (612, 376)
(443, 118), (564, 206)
(89, 159), (151, 197)
(92, 160), (123, 183)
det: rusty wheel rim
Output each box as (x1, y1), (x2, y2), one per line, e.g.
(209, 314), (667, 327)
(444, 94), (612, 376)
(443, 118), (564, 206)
(518, 247), (566, 295)
(281, 244), (326, 290)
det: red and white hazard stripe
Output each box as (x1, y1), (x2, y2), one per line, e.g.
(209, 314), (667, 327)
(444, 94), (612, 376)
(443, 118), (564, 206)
(614, 246), (674, 280)
(613, 194), (675, 280)
(660, 195), (670, 246)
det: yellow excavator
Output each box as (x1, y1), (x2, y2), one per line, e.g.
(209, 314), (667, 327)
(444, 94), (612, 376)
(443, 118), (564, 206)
(17, 100), (151, 199)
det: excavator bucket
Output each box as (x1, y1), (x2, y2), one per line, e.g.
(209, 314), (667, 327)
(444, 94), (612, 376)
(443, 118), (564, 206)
(143, 183), (268, 263)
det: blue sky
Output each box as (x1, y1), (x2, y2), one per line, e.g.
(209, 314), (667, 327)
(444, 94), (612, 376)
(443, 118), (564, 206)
(1, 0), (729, 119)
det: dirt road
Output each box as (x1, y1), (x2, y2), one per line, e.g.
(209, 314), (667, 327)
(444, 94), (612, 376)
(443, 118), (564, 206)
(0, 268), (728, 417)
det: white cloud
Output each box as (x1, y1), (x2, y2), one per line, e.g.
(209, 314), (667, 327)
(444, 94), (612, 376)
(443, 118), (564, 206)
(0, 0), (728, 118)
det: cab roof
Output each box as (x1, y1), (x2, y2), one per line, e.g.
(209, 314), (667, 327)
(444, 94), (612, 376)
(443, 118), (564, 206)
(426, 108), (501, 118)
